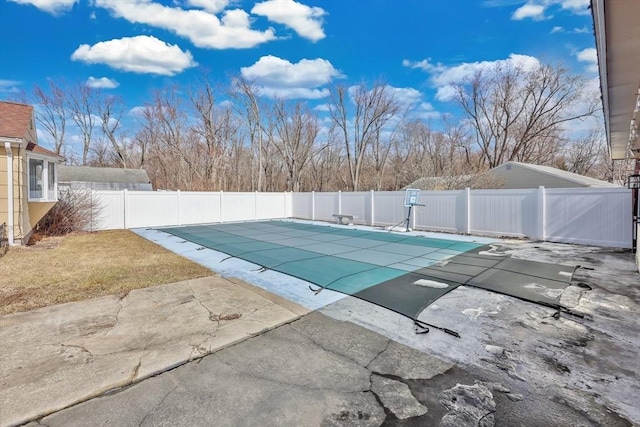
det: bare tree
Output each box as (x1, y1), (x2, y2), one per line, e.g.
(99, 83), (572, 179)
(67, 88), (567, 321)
(189, 79), (229, 189)
(454, 62), (598, 168)
(327, 82), (401, 191)
(138, 87), (204, 189)
(271, 100), (319, 191)
(229, 77), (266, 191)
(96, 94), (128, 167)
(66, 84), (99, 165)
(562, 128), (606, 176)
(30, 81), (67, 155)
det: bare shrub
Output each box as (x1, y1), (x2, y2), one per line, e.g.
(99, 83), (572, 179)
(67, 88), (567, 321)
(35, 188), (100, 236)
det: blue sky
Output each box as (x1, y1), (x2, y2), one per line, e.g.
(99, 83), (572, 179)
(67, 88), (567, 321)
(0, 0), (598, 149)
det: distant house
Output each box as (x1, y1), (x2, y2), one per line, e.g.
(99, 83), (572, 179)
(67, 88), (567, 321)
(58, 165), (153, 191)
(0, 101), (64, 245)
(489, 162), (621, 189)
(407, 161), (619, 191)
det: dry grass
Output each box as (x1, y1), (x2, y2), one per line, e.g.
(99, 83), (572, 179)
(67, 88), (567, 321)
(0, 230), (212, 315)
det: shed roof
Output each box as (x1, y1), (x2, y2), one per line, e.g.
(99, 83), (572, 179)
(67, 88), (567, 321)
(491, 162), (621, 188)
(0, 101), (34, 139)
(59, 165), (152, 185)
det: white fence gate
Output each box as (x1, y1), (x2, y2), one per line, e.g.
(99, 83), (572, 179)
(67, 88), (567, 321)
(91, 187), (632, 248)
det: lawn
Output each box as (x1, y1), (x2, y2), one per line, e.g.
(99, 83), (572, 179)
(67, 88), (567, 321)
(0, 230), (212, 315)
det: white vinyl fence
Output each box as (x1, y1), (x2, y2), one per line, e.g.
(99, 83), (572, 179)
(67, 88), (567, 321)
(91, 190), (291, 230)
(91, 187), (633, 248)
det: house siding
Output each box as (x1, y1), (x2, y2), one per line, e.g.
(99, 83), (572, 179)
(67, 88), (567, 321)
(0, 146), (35, 244)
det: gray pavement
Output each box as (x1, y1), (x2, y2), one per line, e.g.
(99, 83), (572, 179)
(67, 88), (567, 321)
(2, 231), (639, 426)
(0, 276), (309, 427)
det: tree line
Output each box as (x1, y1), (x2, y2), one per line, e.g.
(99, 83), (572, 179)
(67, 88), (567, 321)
(16, 61), (632, 192)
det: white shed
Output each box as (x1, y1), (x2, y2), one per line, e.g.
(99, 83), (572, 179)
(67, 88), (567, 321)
(58, 166), (153, 191)
(489, 162), (621, 189)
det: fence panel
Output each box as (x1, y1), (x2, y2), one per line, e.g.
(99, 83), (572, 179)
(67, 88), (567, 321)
(470, 189), (538, 237)
(92, 191), (124, 230)
(291, 192), (313, 219)
(221, 193), (258, 222)
(314, 192), (338, 221)
(341, 192), (371, 224)
(372, 192), (405, 226)
(545, 188), (632, 247)
(256, 193), (288, 219)
(179, 192), (221, 225)
(414, 190), (462, 232)
(126, 191), (178, 228)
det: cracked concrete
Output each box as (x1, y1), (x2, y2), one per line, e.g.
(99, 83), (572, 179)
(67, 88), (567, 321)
(4, 229), (639, 426)
(27, 309), (629, 426)
(0, 276), (309, 427)
(29, 313), (455, 427)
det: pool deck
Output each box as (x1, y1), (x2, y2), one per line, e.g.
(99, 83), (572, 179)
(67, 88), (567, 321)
(2, 221), (638, 426)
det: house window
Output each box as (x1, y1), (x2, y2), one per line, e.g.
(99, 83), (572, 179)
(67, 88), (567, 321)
(28, 157), (57, 201)
(29, 158), (44, 199)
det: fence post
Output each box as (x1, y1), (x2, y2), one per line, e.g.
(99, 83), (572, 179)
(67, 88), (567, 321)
(538, 186), (546, 241)
(464, 188), (471, 234)
(370, 190), (375, 226)
(338, 190), (342, 214)
(220, 190), (224, 223)
(176, 190), (181, 226)
(254, 191), (258, 220)
(311, 191), (315, 221)
(123, 189), (128, 229)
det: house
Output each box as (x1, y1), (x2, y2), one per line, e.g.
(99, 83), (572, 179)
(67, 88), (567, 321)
(591, 0), (640, 270)
(58, 165), (153, 191)
(407, 162), (617, 191)
(489, 161), (621, 189)
(0, 101), (64, 245)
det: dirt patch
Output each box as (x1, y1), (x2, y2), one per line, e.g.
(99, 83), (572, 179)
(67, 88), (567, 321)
(0, 230), (212, 315)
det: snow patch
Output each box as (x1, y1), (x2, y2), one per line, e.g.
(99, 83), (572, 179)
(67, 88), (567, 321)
(413, 279), (449, 289)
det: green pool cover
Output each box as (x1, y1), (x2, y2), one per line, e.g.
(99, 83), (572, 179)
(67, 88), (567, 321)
(162, 221), (577, 336)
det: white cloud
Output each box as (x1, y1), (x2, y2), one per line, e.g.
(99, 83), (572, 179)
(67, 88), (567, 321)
(252, 0), (326, 42)
(8, 0), (77, 14)
(129, 106), (147, 117)
(551, 26), (564, 33)
(71, 35), (197, 76)
(512, 0), (589, 21)
(85, 76), (120, 89)
(386, 87), (423, 107)
(402, 58), (444, 73)
(558, 0), (590, 14)
(186, 0), (230, 13)
(576, 47), (598, 72)
(0, 79), (22, 93)
(240, 55), (341, 99)
(95, 0), (276, 49)
(408, 54), (541, 102)
(512, 3), (546, 20)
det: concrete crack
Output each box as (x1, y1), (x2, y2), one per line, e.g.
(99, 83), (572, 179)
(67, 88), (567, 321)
(104, 292), (128, 336)
(138, 384), (179, 427)
(129, 356), (142, 383)
(60, 342), (94, 358)
(188, 284), (218, 322)
(366, 372), (391, 422)
(213, 354), (345, 392)
(365, 338), (391, 370)
(288, 323), (370, 368)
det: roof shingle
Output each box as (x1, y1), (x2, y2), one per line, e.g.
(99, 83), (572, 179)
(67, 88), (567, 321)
(0, 101), (33, 139)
